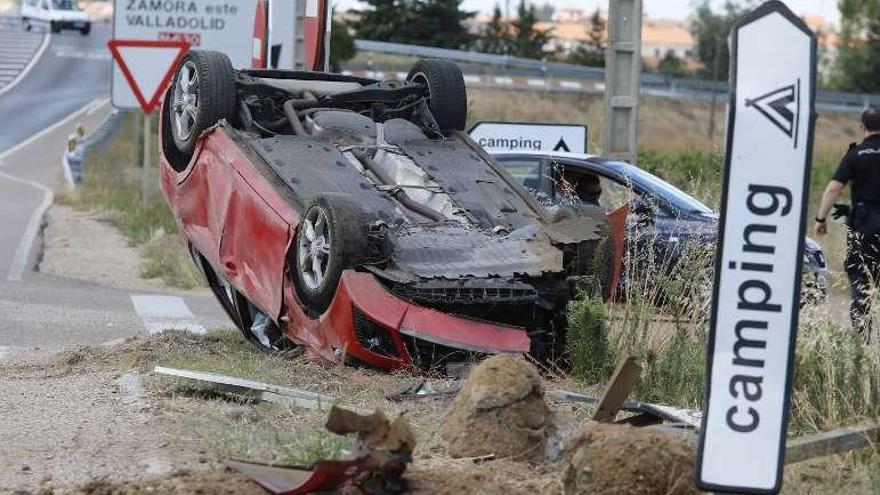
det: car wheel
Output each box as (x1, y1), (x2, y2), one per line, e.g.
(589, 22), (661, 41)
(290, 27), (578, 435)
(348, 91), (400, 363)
(406, 59), (467, 134)
(293, 196), (367, 315)
(169, 50), (237, 156)
(22, 18), (31, 31)
(79, 23), (90, 35)
(50, 21), (60, 33)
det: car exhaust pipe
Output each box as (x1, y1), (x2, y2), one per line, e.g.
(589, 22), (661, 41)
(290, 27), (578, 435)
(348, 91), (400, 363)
(351, 149), (447, 223)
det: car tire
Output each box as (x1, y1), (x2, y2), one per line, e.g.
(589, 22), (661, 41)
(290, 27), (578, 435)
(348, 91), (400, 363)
(22, 18), (31, 31)
(169, 50), (237, 156)
(293, 195), (367, 315)
(406, 59), (467, 134)
(50, 21), (60, 33)
(79, 22), (90, 35)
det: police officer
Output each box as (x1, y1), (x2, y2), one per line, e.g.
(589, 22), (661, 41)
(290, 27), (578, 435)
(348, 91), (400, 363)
(814, 107), (880, 340)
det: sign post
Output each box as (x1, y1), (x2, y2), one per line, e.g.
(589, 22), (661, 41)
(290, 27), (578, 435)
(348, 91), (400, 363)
(468, 122), (589, 155)
(696, 2), (816, 494)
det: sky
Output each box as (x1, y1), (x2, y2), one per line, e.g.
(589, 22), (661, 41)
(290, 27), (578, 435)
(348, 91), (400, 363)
(335, 0), (841, 25)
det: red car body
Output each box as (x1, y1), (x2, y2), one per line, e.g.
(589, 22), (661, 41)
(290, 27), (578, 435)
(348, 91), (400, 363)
(160, 123), (535, 368)
(158, 54), (621, 370)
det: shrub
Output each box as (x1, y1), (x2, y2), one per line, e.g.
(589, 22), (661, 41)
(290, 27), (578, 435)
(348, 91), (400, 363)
(566, 295), (613, 384)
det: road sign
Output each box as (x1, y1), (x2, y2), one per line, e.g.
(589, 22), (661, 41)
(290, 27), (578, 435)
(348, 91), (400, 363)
(110, 0), (261, 110)
(107, 40), (188, 114)
(469, 122), (588, 155)
(696, 2), (816, 494)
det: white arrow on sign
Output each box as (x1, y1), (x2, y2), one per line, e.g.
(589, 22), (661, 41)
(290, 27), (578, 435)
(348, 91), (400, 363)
(696, 1), (816, 494)
(108, 40), (189, 114)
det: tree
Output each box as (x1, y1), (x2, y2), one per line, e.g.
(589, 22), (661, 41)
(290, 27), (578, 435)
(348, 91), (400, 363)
(409, 0), (475, 49)
(832, 0), (880, 92)
(330, 18), (357, 72)
(535, 2), (554, 22)
(476, 4), (510, 54)
(657, 50), (688, 78)
(509, 0), (551, 59)
(352, 0), (411, 43)
(566, 7), (605, 67)
(352, 0), (474, 49)
(690, 1), (754, 80)
(586, 7), (605, 52)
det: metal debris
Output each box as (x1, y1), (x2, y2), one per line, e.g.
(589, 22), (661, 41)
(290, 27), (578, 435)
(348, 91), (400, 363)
(153, 366), (335, 411)
(226, 405), (415, 495)
(591, 355), (642, 423)
(551, 390), (703, 429)
(384, 378), (461, 403)
(785, 422), (880, 465)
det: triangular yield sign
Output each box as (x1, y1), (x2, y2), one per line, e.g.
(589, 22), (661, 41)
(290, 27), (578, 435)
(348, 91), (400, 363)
(108, 40), (189, 114)
(745, 84), (798, 138)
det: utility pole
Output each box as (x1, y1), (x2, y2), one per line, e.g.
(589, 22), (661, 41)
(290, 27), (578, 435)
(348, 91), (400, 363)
(602, 0), (643, 164)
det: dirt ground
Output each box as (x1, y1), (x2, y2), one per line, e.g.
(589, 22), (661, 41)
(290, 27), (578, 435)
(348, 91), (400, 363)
(39, 205), (168, 292)
(0, 334), (701, 495)
(0, 353), (214, 493)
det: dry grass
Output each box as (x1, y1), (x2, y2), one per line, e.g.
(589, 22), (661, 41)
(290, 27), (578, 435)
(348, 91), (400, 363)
(58, 113), (203, 289)
(467, 88), (859, 156)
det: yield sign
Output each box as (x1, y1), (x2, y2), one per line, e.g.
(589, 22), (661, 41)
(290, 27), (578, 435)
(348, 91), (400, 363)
(107, 40), (189, 114)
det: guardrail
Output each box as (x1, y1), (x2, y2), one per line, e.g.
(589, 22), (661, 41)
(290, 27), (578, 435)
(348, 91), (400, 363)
(353, 39), (880, 112)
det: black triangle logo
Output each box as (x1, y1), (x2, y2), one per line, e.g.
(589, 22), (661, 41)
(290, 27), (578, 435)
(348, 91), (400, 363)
(553, 138), (570, 152)
(745, 83), (799, 140)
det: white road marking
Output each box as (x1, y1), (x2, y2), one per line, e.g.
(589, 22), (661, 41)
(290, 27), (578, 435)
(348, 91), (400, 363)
(130, 295), (206, 334)
(558, 80), (582, 89)
(494, 76), (513, 85)
(526, 78), (546, 87)
(0, 30), (49, 97)
(51, 49), (111, 61)
(1, 171), (52, 282)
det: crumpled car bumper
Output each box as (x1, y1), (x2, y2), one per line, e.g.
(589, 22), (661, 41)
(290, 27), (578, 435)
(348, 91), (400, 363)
(282, 271), (531, 369)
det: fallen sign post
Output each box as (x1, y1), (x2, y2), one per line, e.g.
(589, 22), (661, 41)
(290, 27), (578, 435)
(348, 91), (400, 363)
(153, 366), (338, 411)
(696, 2), (817, 494)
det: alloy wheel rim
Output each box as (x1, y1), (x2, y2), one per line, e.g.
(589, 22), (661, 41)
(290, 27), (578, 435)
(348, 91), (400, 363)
(298, 207), (331, 291)
(172, 61), (199, 142)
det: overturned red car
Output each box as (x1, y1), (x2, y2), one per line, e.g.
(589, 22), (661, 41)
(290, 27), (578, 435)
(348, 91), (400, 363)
(158, 50), (616, 369)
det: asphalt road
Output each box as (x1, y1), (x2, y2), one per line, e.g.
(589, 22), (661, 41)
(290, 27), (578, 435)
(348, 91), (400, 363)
(0, 23), (228, 353)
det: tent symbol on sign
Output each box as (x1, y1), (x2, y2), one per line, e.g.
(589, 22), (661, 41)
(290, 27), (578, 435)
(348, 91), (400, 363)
(745, 80), (801, 146)
(553, 138), (570, 152)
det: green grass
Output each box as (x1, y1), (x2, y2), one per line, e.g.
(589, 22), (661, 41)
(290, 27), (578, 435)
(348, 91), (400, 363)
(58, 113), (203, 289)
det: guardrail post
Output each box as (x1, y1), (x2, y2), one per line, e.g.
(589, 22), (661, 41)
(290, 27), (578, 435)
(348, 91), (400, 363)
(602, 0), (643, 164)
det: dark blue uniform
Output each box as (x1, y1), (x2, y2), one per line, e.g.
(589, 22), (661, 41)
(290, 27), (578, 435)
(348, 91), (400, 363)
(832, 134), (880, 338)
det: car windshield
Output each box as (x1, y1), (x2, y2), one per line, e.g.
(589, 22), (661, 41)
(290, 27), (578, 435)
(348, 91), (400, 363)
(52, 0), (78, 10)
(624, 166), (714, 215)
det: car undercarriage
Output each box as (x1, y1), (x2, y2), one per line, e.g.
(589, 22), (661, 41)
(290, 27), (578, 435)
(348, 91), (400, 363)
(159, 51), (616, 367)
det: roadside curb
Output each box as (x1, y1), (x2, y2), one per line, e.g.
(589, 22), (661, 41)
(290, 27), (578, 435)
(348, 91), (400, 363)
(0, 98), (109, 282)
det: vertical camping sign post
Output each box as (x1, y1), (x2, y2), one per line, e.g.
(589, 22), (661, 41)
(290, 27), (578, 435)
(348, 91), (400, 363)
(696, 1), (816, 494)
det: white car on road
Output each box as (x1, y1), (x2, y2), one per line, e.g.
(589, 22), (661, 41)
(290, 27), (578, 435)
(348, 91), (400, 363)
(21, 0), (90, 35)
